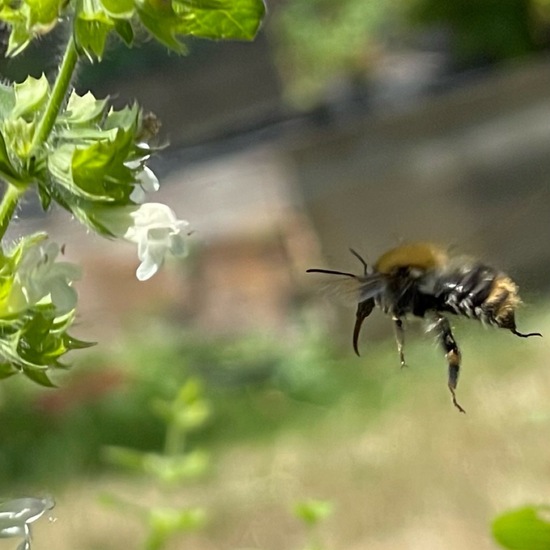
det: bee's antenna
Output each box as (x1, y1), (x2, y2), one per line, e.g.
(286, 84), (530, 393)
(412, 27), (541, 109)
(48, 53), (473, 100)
(306, 268), (357, 278)
(511, 329), (542, 338)
(349, 248), (368, 274)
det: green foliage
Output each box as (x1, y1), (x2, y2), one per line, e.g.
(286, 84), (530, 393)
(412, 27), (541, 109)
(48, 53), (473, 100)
(0, 324), (344, 486)
(145, 506), (207, 550)
(0, 234), (92, 386)
(100, 493), (206, 550)
(409, 0), (549, 66)
(0, 0), (265, 387)
(1, 0), (265, 59)
(0, 74), (151, 219)
(102, 378), (212, 549)
(137, 0), (266, 53)
(493, 505), (550, 550)
(0, 0), (67, 57)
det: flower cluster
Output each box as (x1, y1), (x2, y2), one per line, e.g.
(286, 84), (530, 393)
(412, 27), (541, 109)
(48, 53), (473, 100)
(0, 0), (265, 387)
(0, 79), (190, 382)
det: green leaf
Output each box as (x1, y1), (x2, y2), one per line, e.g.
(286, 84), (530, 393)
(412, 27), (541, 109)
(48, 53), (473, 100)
(65, 334), (96, 350)
(102, 445), (149, 471)
(61, 92), (108, 125)
(142, 450), (209, 484)
(2, 117), (36, 160)
(26, 0), (66, 28)
(104, 103), (140, 131)
(0, 82), (16, 119)
(22, 366), (57, 387)
(71, 134), (135, 198)
(100, 0), (134, 17)
(136, 0), (265, 52)
(74, 0), (115, 60)
(104, 447), (209, 483)
(6, 20), (32, 58)
(37, 182), (52, 210)
(147, 506), (207, 548)
(294, 499), (333, 526)
(46, 102), (143, 208)
(2, 0), (67, 56)
(74, 19), (113, 61)
(136, 0), (188, 52)
(48, 127), (135, 204)
(492, 506), (550, 549)
(0, 234), (92, 384)
(12, 74), (50, 120)
(172, 0), (266, 40)
(0, 362), (18, 379)
(0, 132), (19, 181)
(114, 18), (134, 45)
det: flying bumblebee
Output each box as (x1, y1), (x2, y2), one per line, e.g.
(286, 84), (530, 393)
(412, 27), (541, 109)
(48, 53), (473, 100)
(307, 242), (542, 413)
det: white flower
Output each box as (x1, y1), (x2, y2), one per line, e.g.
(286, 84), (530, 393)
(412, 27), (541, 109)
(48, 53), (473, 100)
(93, 203), (189, 281)
(9, 240), (81, 314)
(126, 144), (160, 203)
(0, 496), (55, 548)
(129, 166), (160, 203)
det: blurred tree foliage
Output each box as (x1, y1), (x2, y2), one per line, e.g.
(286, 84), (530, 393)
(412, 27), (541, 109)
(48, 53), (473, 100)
(409, 0), (550, 67)
(271, 0), (396, 106)
(0, 324), (367, 487)
(271, 0), (550, 106)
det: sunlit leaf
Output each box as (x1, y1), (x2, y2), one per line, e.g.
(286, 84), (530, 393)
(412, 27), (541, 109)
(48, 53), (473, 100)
(294, 499), (333, 526)
(136, 0), (265, 52)
(71, 135), (135, 197)
(65, 335), (96, 350)
(2, 0), (67, 56)
(100, 0), (134, 17)
(2, 118), (36, 160)
(172, 0), (266, 40)
(74, 19), (113, 60)
(147, 506), (207, 548)
(6, 19), (31, 58)
(0, 82), (16, 119)
(0, 237), (91, 384)
(61, 92), (108, 125)
(25, 0), (65, 29)
(493, 505), (550, 549)
(73, 0), (115, 60)
(12, 75), (50, 120)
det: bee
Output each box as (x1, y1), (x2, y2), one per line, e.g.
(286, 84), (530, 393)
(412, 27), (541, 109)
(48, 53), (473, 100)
(307, 242), (542, 413)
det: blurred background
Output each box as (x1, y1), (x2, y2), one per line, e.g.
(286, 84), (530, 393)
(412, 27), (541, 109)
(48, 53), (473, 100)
(1, 0), (550, 548)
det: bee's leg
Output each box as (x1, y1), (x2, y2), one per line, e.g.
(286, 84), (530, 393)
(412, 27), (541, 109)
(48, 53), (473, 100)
(433, 314), (466, 414)
(392, 316), (407, 368)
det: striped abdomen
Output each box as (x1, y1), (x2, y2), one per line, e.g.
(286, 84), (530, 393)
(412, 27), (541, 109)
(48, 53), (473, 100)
(428, 263), (520, 330)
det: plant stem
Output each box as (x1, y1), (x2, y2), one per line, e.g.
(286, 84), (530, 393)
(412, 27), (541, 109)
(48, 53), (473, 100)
(164, 423), (185, 457)
(30, 34), (79, 153)
(0, 184), (24, 242)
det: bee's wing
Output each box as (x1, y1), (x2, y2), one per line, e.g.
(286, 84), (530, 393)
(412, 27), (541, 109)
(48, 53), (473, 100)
(357, 274), (386, 302)
(306, 269), (385, 306)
